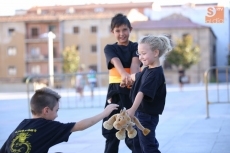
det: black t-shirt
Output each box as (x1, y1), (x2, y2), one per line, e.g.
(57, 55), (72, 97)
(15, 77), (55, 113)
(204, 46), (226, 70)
(130, 66), (166, 115)
(104, 41), (138, 95)
(104, 41), (138, 70)
(102, 41), (139, 135)
(104, 41), (138, 105)
(0, 118), (75, 153)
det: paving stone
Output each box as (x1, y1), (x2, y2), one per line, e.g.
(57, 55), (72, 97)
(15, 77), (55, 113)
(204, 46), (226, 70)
(0, 84), (230, 153)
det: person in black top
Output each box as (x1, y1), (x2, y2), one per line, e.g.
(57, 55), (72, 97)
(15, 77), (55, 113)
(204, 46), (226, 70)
(127, 35), (172, 153)
(0, 87), (118, 153)
(102, 13), (141, 153)
(178, 69), (189, 91)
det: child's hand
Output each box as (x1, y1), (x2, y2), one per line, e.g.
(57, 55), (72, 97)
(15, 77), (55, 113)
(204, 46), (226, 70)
(127, 108), (135, 119)
(120, 79), (134, 88)
(120, 82), (126, 88)
(121, 73), (132, 87)
(103, 104), (119, 117)
(130, 73), (136, 82)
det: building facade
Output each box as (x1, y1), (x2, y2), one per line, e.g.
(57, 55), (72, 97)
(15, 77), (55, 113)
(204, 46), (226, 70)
(0, 22), (26, 82)
(0, 2), (223, 85)
(0, 2), (151, 84)
(144, 2), (229, 81)
(131, 13), (216, 84)
(25, 20), (61, 75)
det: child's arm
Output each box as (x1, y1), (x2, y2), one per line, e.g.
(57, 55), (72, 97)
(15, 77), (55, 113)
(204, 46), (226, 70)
(121, 57), (139, 87)
(71, 104), (119, 132)
(130, 57), (141, 74)
(127, 92), (144, 118)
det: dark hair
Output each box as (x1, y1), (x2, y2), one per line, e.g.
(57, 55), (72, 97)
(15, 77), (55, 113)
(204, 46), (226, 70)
(110, 13), (132, 31)
(30, 87), (61, 115)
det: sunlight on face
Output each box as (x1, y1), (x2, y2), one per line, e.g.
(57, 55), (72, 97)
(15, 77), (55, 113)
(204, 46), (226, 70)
(112, 24), (131, 45)
(137, 43), (156, 68)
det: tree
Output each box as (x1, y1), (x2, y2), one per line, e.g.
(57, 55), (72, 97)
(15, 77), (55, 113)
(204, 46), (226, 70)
(166, 34), (200, 71)
(62, 45), (80, 73)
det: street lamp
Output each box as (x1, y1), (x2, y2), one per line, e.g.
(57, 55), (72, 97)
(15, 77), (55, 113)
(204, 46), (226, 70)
(97, 26), (102, 87)
(48, 31), (56, 88)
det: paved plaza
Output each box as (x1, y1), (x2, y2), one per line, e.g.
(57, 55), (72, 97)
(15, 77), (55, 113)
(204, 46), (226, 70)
(0, 84), (230, 153)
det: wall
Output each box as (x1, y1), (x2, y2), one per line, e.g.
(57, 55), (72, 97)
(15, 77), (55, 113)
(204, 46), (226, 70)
(145, 6), (229, 67)
(0, 22), (26, 79)
(132, 27), (215, 84)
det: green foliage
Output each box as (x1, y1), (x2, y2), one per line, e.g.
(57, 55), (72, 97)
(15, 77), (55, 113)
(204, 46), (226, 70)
(62, 45), (80, 73)
(166, 34), (200, 70)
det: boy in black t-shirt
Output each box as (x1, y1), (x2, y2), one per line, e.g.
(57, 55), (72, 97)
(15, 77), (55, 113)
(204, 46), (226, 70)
(0, 87), (118, 153)
(127, 35), (173, 153)
(102, 13), (141, 153)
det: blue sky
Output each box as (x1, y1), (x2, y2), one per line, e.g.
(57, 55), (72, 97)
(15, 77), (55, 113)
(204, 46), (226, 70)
(0, 0), (228, 16)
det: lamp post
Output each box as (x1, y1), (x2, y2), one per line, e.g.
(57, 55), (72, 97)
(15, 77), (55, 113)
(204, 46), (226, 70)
(48, 31), (56, 88)
(97, 26), (102, 87)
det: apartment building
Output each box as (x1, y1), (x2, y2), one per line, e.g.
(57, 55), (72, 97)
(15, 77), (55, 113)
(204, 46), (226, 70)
(25, 20), (61, 75)
(144, 3), (230, 81)
(0, 2), (152, 84)
(0, 2), (220, 84)
(0, 21), (26, 82)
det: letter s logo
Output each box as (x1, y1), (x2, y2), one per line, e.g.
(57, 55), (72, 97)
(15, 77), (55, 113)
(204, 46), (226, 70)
(207, 7), (216, 17)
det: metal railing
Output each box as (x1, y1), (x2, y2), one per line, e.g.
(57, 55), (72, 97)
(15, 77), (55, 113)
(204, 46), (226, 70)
(26, 72), (109, 118)
(204, 66), (230, 118)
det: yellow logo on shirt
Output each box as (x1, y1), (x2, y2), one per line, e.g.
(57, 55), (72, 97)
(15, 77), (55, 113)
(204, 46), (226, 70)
(10, 129), (36, 153)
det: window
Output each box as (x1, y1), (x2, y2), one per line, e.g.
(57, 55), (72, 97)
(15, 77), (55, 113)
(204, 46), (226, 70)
(89, 65), (97, 71)
(8, 66), (17, 75)
(91, 26), (97, 33)
(212, 45), (216, 66)
(73, 26), (79, 34)
(30, 47), (40, 58)
(53, 47), (57, 58)
(31, 65), (40, 74)
(182, 33), (190, 44)
(7, 47), (17, 56)
(91, 45), (97, 52)
(48, 25), (56, 33)
(54, 66), (58, 73)
(66, 7), (75, 14)
(8, 28), (15, 36)
(182, 33), (189, 38)
(94, 7), (104, 12)
(37, 8), (42, 15)
(31, 28), (38, 37)
(76, 45), (80, 51)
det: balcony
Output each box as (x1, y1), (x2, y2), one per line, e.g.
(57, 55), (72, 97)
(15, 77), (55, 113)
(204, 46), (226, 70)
(26, 33), (59, 43)
(26, 54), (62, 62)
